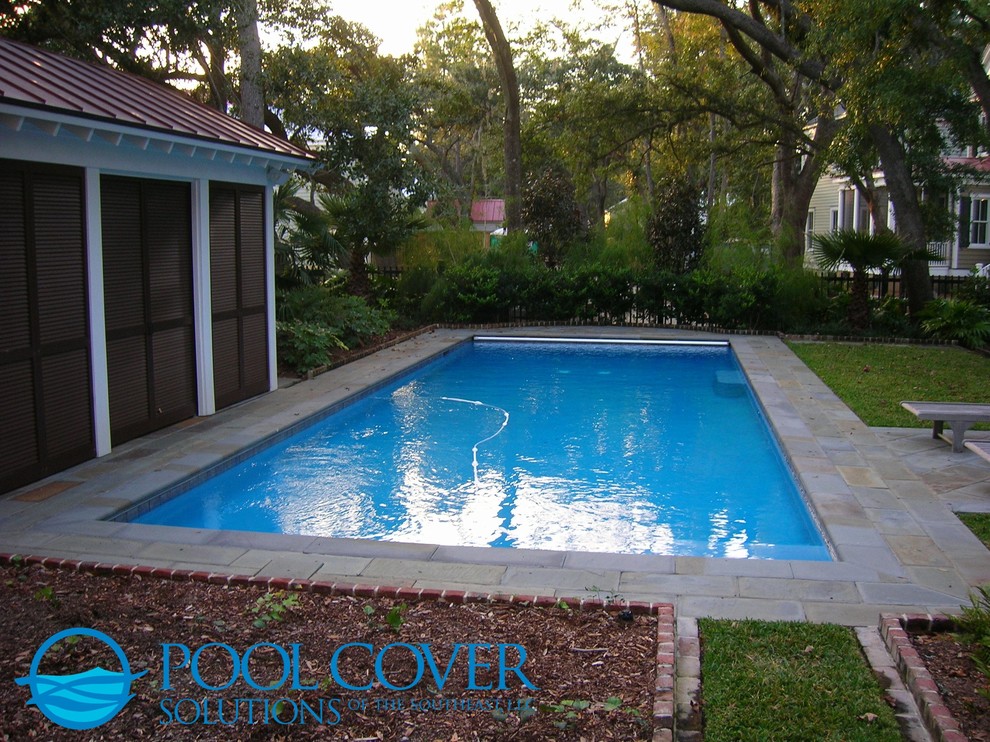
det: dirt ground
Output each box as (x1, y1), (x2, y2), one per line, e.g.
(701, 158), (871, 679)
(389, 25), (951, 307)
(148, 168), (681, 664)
(909, 630), (990, 741)
(0, 562), (657, 740)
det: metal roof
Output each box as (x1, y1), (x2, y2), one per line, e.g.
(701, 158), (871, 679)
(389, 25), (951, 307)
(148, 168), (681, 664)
(0, 37), (313, 161)
(470, 199), (505, 223)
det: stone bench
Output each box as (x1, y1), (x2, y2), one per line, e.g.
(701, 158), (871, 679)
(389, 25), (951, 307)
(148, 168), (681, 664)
(900, 401), (990, 452)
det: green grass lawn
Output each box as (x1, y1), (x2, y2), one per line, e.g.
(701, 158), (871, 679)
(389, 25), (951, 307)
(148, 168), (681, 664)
(700, 619), (902, 742)
(786, 342), (990, 427)
(958, 513), (990, 549)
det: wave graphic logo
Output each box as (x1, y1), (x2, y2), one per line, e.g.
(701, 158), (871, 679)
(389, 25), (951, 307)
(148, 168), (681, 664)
(16, 627), (148, 730)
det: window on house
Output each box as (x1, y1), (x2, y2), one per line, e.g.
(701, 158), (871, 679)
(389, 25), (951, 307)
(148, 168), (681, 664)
(972, 198), (989, 245)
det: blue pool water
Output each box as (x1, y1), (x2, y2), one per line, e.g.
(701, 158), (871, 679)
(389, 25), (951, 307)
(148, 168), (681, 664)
(134, 339), (830, 560)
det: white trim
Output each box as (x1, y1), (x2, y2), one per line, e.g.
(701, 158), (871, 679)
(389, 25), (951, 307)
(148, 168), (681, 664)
(84, 168), (112, 457)
(191, 179), (216, 416)
(265, 184), (278, 391)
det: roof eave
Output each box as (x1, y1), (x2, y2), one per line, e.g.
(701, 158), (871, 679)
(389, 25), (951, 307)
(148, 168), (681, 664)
(0, 99), (317, 179)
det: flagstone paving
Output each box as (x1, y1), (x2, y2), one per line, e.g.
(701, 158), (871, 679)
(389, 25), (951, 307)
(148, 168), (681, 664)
(2, 327), (989, 627)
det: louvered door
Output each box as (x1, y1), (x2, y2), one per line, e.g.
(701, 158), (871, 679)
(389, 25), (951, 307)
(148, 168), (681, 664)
(102, 176), (196, 445)
(210, 184), (269, 409)
(0, 161), (93, 493)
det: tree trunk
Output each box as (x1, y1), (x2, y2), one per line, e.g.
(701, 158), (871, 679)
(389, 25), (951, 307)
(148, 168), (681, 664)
(473, 0), (523, 233)
(771, 113), (841, 266)
(849, 270), (871, 330)
(347, 246), (371, 298)
(236, 0), (264, 128)
(869, 124), (933, 315)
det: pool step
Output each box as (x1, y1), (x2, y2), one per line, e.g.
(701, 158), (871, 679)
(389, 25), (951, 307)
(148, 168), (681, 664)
(714, 370), (747, 397)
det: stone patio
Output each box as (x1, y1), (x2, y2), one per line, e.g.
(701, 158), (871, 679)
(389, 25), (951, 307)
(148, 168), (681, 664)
(2, 327), (988, 627)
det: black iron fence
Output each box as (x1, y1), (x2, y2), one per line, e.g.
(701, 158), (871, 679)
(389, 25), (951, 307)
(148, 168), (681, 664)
(819, 273), (969, 301)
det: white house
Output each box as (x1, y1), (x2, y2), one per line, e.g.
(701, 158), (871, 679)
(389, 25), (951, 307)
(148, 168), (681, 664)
(0, 38), (315, 494)
(805, 158), (990, 276)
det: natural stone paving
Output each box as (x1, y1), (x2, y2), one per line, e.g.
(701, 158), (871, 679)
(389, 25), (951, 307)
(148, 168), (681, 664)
(1, 327), (989, 627)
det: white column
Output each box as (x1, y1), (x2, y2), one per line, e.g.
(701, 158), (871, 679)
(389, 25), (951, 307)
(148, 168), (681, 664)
(84, 168), (112, 456)
(191, 179), (216, 416)
(265, 183), (278, 392)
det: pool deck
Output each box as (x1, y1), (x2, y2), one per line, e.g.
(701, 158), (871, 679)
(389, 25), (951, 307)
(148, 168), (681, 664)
(2, 326), (989, 627)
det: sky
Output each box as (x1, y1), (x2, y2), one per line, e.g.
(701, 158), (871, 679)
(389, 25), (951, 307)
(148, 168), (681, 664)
(332, 0), (624, 57)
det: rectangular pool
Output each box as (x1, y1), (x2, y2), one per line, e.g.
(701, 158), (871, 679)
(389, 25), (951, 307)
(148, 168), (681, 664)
(131, 338), (831, 560)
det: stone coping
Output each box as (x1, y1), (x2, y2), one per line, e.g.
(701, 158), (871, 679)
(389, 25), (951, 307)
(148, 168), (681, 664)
(1, 327), (988, 626)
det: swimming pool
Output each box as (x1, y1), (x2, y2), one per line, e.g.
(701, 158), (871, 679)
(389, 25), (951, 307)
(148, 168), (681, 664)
(132, 338), (831, 560)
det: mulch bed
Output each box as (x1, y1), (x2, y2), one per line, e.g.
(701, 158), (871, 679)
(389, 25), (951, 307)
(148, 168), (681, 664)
(909, 631), (990, 741)
(0, 562), (657, 740)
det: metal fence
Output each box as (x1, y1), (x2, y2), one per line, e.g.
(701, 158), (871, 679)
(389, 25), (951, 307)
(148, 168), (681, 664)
(819, 272), (969, 301)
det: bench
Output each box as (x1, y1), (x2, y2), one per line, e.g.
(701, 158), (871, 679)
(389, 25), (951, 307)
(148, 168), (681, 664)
(900, 401), (990, 452)
(965, 440), (990, 464)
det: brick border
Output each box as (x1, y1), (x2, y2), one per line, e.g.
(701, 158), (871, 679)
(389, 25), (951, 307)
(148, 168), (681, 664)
(2, 553), (677, 737)
(879, 613), (967, 742)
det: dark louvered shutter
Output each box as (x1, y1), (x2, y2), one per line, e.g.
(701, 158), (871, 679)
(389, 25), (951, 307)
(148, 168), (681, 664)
(102, 176), (196, 445)
(0, 161), (93, 493)
(959, 196), (971, 248)
(210, 184), (269, 409)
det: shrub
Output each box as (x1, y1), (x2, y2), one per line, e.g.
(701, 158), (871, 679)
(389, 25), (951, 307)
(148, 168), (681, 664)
(275, 286), (395, 373)
(423, 263), (507, 323)
(957, 269), (990, 309)
(275, 321), (345, 374)
(920, 299), (990, 349)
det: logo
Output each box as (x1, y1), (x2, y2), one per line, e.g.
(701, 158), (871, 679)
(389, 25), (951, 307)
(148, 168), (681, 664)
(16, 627), (148, 730)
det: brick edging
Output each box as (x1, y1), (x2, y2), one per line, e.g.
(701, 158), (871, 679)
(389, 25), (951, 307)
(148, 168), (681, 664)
(2, 553), (677, 737)
(879, 613), (967, 742)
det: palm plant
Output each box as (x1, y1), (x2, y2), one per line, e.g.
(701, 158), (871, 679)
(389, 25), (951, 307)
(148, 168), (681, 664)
(813, 229), (938, 330)
(274, 181), (347, 288)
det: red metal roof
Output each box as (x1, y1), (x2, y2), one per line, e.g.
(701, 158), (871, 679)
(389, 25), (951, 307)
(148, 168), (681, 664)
(470, 199), (505, 223)
(0, 37), (313, 161)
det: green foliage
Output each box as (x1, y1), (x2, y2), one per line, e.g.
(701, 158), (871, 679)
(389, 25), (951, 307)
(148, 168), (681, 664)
(647, 178), (706, 275)
(700, 618), (901, 741)
(362, 602), (408, 633)
(522, 165), (585, 267)
(33, 585), (59, 607)
(537, 696), (639, 731)
(920, 299), (990, 349)
(956, 585), (990, 700)
(957, 270), (990, 310)
(276, 285), (394, 373)
(275, 321), (344, 374)
(251, 591), (300, 629)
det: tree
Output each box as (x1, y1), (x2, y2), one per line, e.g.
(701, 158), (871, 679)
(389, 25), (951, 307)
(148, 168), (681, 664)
(235, 0), (263, 127)
(520, 20), (642, 227)
(647, 176), (706, 274)
(265, 17), (431, 296)
(522, 165), (585, 267)
(410, 1), (502, 222)
(651, 0), (988, 315)
(473, 0), (523, 232)
(650, 0), (841, 265)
